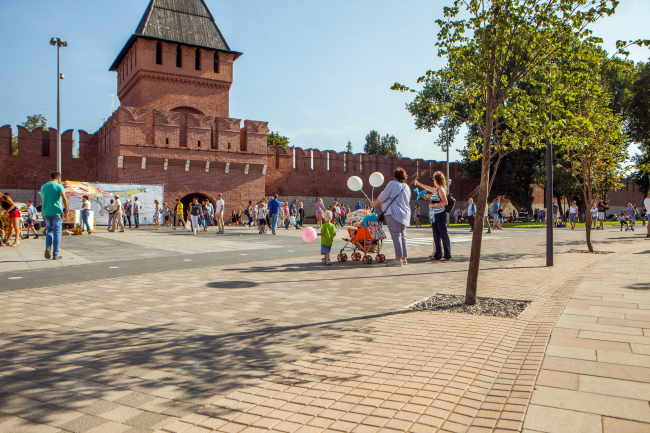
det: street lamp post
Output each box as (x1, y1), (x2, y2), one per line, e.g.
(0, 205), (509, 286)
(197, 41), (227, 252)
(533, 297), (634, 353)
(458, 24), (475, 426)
(546, 68), (554, 267)
(49, 37), (67, 175)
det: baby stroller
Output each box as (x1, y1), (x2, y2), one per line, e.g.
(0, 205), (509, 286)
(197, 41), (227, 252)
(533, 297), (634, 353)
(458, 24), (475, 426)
(337, 210), (387, 264)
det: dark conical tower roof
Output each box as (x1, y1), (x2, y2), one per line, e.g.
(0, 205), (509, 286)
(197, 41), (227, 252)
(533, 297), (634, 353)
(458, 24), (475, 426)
(110, 0), (240, 71)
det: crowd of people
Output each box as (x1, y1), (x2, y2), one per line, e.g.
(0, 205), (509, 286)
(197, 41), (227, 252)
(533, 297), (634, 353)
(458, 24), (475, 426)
(3, 171), (650, 265)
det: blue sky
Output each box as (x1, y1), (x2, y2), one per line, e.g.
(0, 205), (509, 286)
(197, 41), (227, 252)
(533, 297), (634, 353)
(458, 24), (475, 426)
(0, 0), (648, 162)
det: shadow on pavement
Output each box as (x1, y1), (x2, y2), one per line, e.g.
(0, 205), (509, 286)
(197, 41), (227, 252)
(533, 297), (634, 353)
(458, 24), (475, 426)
(624, 282), (650, 290)
(0, 310), (413, 427)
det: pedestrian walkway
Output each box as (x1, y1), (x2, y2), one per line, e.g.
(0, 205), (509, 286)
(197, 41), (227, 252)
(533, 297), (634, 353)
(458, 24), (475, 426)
(152, 239), (648, 433)
(523, 248), (650, 433)
(1, 229), (647, 433)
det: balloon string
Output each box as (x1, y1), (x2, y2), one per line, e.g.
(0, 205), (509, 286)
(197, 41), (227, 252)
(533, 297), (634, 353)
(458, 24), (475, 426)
(360, 189), (371, 203)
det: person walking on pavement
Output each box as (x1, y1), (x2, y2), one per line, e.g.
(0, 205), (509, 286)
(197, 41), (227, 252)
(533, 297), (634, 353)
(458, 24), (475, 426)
(40, 171), (69, 260)
(267, 194), (282, 235)
(569, 201), (579, 230)
(371, 168), (412, 267)
(491, 199), (500, 230)
(110, 195), (125, 233)
(132, 196), (142, 228)
(214, 194), (225, 234)
(298, 202), (305, 227)
(644, 193), (650, 238)
(597, 197), (609, 230)
(414, 203), (422, 228)
(591, 204), (598, 229)
(173, 199), (184, 229)
(467, 198), (476, 232)
(123, 199), (132, 228)
(188, 197), (202, 235)
(80, 195), (92, 234)
(105, 199), (114, 231)
(286, 199), (300, 229)
(315, 198), (325, 228)
(0, 193), (21, 246)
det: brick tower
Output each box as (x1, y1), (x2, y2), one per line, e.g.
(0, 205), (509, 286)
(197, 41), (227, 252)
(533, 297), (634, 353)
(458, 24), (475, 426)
(109, 0), (240, 118)
(95, 0), (268, 212)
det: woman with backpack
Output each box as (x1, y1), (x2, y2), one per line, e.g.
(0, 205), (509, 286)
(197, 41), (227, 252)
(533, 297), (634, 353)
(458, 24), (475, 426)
(416, 171), (451, 262)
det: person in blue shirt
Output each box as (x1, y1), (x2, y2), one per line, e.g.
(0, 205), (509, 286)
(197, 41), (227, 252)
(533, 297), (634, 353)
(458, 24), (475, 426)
(40, 172), (69, 260)
(355, 201), (363, 211)
(285, 199), (300, 230)
(267, 194), (282, 235)
(491, 198), (500, 230)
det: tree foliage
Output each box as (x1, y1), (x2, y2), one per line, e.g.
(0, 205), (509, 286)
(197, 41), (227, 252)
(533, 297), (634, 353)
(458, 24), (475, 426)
(346, 140), (353, 153)
(629, 63), (650, 195)
(22, 114), (48, 132)
(267, 131), (290, 148)
(363, 130), (402, 158)
(11, 114), (48, 155)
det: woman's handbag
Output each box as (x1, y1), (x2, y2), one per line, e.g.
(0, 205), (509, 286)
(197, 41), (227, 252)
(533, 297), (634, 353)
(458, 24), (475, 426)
(378, 184), (406, 224)
(445, 193), (456, 213)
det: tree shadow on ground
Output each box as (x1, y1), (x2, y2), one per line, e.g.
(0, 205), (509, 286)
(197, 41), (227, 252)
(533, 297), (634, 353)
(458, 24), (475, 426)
(222, 253), (545, 275)
(0, 310), (411, 428)
(625, 282), (650, 290)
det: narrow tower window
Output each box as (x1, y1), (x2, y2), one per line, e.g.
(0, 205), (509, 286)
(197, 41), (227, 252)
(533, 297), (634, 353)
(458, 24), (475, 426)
(213, 52), (219, 73)
(176, 45), (182, 67)
(156, 41), (162, 65)
(195, 48), (201, 70)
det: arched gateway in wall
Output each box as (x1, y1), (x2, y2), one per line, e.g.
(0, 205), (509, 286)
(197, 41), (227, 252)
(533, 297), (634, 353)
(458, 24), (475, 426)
(180, 193), (214, 217)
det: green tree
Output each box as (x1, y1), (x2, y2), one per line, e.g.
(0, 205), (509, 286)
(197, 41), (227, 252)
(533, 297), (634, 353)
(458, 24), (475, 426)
(629, 63), (650, 195)
(460, 146), (545, 213)
(553, 42), (629, 252)
(22, 114), (48, 132)
(394, 0), (621, 305)
(11, 114), (49, 155)
(267, 131), (290, 148)
(364, 131), (402, 158)
(346, 140), (353, 153)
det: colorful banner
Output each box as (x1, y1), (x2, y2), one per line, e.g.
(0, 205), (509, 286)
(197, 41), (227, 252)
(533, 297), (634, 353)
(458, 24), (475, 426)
(66, 183), (164, 226)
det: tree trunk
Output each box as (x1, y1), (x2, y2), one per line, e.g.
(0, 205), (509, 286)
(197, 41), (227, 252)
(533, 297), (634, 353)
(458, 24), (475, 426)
(582, 189), (594, 253)
(465, 120), (493, 305)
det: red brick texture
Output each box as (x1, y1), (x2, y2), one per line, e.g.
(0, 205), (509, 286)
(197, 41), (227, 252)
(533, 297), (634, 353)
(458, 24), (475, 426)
(264, 146), (480, 201)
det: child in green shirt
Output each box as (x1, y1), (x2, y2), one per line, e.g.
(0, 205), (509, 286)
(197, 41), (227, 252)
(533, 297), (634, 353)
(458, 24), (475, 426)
(318, 210), (336, 265)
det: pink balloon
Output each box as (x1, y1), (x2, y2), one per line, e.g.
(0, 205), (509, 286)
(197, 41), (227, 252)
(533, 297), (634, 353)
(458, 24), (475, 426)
(302, 227), (317, 243)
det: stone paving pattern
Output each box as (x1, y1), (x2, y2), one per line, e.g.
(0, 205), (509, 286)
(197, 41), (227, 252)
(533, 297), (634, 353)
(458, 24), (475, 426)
(0, 228), (647, 432)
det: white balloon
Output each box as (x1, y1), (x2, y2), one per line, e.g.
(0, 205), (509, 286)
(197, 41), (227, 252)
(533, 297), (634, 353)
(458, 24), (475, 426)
(347, 176), (363, 192)
(369, 172), (385, 188)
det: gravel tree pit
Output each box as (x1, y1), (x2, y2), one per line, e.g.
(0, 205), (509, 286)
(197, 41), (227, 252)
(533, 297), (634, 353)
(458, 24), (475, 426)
(409, 293), (532, 318)
(563, 249), (614, 255)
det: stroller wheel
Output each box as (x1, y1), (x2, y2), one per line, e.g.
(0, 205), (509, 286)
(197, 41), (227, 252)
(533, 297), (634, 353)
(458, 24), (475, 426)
(337, 253), (348, 262)
(363, 255), (373, 264)
(376, 254), (385, 263)
(351, 252), (361, 261)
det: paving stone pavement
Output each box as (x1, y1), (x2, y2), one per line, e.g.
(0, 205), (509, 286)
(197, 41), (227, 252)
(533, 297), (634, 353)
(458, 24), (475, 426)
(0, 228), (646, 433)
(523, 245), (650, 433)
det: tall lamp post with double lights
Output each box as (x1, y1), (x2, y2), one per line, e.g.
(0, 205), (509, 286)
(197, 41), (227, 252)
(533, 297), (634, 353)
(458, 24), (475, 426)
(49, 37), (67, 175)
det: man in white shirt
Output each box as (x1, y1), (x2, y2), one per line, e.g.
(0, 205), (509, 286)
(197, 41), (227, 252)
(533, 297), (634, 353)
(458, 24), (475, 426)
(215, 194), (225, 234)
(110, 195), (125, 233)
(644, 193), (650, 239)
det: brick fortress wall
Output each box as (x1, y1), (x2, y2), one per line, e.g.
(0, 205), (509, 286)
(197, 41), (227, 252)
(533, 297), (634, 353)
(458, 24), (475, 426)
(265, 145), (481, 202)
(0, 125), (98, 190)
